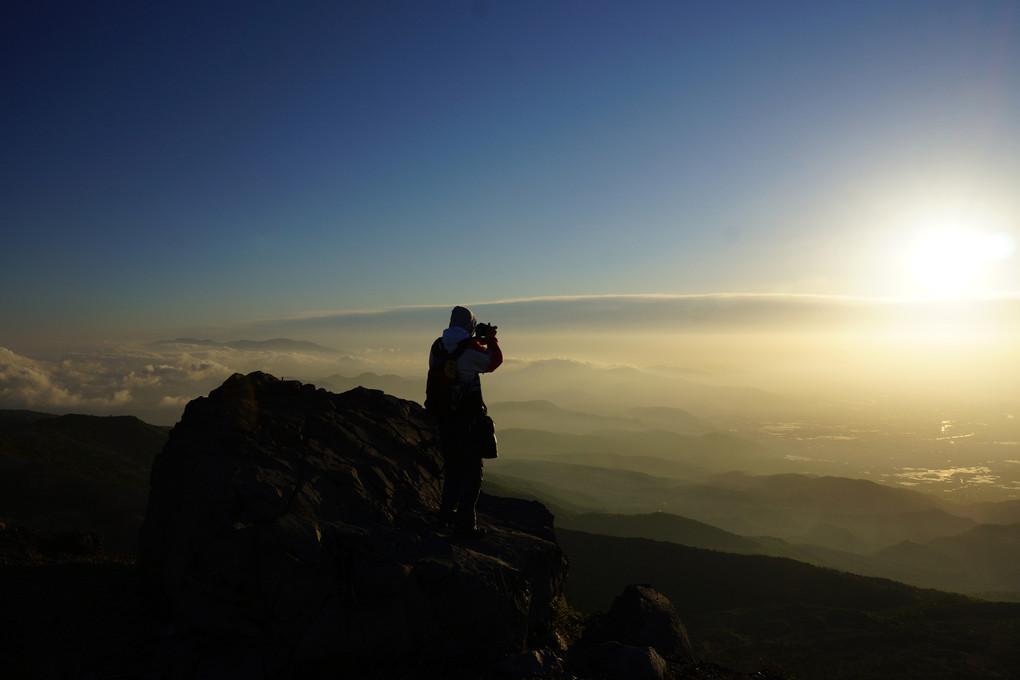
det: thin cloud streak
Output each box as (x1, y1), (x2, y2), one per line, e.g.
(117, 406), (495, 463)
(231, 292), (1020, 337)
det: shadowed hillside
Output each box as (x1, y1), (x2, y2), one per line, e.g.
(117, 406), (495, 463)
(0, 410), (169, 551)
(495, 426), (782, 476)
(488, 400), (717, 436)
(0, 527), (158, 678)
(489, 463), (989, 550)
(491, 465), (1020, 600)
(4, 382), (1020, 678)
(558, 529), (1020, 679)
(559, 511), (761, 554)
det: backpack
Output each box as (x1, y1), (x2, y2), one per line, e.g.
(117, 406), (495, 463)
(425, 337), (470, 415)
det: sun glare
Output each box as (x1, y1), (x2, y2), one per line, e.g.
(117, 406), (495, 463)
(901, 207), (1015, 296)
(909, 229), (983, 293)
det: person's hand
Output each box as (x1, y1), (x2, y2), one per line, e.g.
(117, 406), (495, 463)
(476, 323), (497, 343)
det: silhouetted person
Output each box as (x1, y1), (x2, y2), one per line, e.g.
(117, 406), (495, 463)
(427, 305), (502, 536)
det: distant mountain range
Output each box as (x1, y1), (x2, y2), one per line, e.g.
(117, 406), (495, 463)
(313, 372), (423, 401)
(5, 400), (1017, 602)
(488, 400), (716, 436)
(153, 338), (344, 354)
(313, 359), (816, 423)
(495, 426), (784, 476)
(487, 359), (802, 421)
(555, 508), (1020, 600)
(489, 460), (968, 538)
(489, 462), (1020, 600)
(4, 388), (1020, 679)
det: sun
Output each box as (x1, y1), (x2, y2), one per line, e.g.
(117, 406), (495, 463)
(867, 180), (1017, 299)
(909, 229), (983, 294)
(905, 222), (1014, 297)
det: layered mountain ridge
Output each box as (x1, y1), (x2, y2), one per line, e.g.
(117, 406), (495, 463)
(3, 373), (1020, 678)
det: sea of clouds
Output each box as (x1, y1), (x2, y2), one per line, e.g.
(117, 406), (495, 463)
(4, 293), (1019, 425)
(0, 340), (389, 425)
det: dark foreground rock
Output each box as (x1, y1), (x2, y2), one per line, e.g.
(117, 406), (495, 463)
(139, 372), (568, 678)
(0, 525), (757, 680)
(601, 584), (694, 660)
(572, 584), (698, 680)
(0, 527), (160, 679)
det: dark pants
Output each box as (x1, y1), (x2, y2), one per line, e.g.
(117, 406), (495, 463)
(437, 418), (483, 532)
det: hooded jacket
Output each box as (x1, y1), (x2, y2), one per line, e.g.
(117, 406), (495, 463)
(430, 325), (502, 399)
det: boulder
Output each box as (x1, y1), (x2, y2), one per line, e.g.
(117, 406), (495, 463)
(604, 584), (694, 660)
(139, 372), (567, 678)
(575, 585), (695, 679)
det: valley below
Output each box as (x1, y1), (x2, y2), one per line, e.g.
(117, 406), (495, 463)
(2, 369), (1020, 679)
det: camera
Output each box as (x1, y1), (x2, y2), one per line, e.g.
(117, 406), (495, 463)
(475, 322), (497, 339)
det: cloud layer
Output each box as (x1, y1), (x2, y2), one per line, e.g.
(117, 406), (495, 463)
(0, 340), (379, 425)
(4, 294), (1019, 425)
(236, 292), (1020, 338)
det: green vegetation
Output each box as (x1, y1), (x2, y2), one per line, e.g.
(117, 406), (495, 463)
(530, 595), (588, 650)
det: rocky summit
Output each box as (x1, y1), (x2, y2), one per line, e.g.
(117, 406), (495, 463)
(139, 371), (567, 678)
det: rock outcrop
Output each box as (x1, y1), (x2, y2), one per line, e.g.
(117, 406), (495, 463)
(573, 584), (696, 680)
(139, 372), (567, 678)
(603, 584), (694, 660)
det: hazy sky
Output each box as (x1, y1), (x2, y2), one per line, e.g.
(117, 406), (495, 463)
(3, 1), (1019, 358)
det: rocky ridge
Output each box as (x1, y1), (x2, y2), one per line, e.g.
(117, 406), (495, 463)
(139, 371), (572, 677)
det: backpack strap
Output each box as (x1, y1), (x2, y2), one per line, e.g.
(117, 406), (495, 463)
(449, 338), (471, 361)
(431, 337), (471, 360)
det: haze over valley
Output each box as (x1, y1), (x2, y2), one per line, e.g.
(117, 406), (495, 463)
(5, 293), (1018, 505)
(5, 316), (1020, 604)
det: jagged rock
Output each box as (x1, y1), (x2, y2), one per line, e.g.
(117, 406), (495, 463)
(139, 372), (567, 678)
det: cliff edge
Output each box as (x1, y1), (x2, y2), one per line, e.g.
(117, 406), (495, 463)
(139, 371), (567, 678)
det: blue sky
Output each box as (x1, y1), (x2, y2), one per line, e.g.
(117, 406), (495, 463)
(3, 0), (1020, 356)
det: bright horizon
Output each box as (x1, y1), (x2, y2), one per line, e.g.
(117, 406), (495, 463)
(2, 292), (1018, 424)
(3, 2), (1020, 421)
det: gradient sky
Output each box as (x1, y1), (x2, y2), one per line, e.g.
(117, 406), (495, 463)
(3, 0), (1020, 356)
